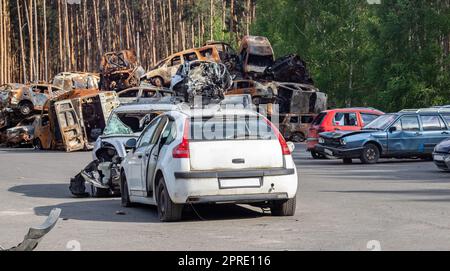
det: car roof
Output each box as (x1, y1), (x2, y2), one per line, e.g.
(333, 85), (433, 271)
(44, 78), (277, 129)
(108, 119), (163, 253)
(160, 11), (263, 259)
(113, 103), (179, 113)
(323, 108), (384, 114)
(168, 105), (260, 119)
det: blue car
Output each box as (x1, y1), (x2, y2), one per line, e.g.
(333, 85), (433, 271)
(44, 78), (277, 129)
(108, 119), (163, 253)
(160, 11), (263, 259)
(316, 110), (450, 164)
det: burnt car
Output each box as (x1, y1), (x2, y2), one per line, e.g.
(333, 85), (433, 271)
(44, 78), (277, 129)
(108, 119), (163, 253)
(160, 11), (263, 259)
(5, 115), (38, 147)
(70, 103), (179, 197)
(238, 36), (275, 78)
(203, 40), (239, 71)
(225, 80), (275, 105)
(270, 83), (327, 115)
(33, 89), (120, 152)
(100, 50), (145, 92)
(170, 60), (232, 104)
(264, 54), (314, 85)
(141, 45), (222, 87)
(0, 83), (65, 117)
(117, 86), (175, 105)
(52, 72), (100, 91)
(280, 113), (317, 143)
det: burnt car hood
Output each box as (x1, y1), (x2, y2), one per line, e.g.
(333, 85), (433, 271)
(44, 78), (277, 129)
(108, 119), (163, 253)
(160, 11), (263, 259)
(320, 130), (377, 139)
(435, 139), (450, 153)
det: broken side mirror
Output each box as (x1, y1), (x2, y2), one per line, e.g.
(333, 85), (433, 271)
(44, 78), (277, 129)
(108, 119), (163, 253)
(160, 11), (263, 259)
(389, 126), (397, 133)
(125, 138), (137, 151)
(287, 142), (296, 153)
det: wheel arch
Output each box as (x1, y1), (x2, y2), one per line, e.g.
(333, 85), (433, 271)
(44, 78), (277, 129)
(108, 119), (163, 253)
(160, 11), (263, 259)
(364, 140), (383, 154)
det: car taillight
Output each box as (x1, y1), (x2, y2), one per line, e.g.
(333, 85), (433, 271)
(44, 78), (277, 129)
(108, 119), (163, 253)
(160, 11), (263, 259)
(172, 119), (190, 159)
(263, 118), (291, 155)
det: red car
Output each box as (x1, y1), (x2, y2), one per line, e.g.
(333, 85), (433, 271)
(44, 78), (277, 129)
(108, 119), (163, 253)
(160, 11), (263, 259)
(307, 108), (384, 159)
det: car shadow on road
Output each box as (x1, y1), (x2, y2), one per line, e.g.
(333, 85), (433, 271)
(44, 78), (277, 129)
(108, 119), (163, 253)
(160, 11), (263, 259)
(33, 200), (266, 224)
(9, 184), (75, 199)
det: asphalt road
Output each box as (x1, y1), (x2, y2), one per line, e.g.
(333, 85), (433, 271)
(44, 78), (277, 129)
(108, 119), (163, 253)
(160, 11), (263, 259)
(1, 145), (450, 251)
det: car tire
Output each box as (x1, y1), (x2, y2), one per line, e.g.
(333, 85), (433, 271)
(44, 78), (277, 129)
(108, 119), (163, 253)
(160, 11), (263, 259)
(343, 158), (353, 164)
(291, 133), (306, 143)
(271, 197), (296, 216)
(120, 172), (132, 208)
(19, 101), (33, 116)
(360, 143), (380, 164)
(157, 177), (183, 222)
(152, 77), (164, 87)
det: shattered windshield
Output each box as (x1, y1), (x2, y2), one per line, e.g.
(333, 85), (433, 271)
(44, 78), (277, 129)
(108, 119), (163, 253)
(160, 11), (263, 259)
(364, 114), (398, 130)
(104, 112), (160, 136)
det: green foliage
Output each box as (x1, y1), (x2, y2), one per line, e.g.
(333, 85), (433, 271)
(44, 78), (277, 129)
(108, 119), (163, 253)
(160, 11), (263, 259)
(252, 0), (450, 112)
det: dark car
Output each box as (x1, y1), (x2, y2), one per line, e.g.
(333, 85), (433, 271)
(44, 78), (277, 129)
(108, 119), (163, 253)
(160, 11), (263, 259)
(433, 139), (450, 170)
(316, 109), (450, 164)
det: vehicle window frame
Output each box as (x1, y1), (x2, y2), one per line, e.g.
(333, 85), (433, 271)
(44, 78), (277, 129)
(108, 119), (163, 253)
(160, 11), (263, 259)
(398, 115), (421, 132)
(333, 112), (359, 127)
(136, 117), (162, 149)
(420, 115), (447, 131)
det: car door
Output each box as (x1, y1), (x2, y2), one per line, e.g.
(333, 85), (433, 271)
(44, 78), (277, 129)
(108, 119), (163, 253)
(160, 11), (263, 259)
(419, 115), (450, 153)
(142, 116), (171, 195)
(332, 112), (359, 132)
(54, 100), (85, 152)
(126, 117), (162, 195)
(387, 115), (423, 155)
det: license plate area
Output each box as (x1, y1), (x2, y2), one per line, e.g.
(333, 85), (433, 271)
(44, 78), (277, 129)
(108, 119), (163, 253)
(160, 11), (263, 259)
(219, 177), (262, 189)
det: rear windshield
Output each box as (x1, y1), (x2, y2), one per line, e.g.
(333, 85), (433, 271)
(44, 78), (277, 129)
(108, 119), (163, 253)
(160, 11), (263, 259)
(312, 113), (327, 125)
(190, 116), (276, 141)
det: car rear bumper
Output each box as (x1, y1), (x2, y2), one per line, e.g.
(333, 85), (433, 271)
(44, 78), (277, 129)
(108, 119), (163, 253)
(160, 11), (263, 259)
(174, 168), (295, 179)
(316, 144), (364, 158)
(170, 168), (298, 204)
(187, 193), (289, 204)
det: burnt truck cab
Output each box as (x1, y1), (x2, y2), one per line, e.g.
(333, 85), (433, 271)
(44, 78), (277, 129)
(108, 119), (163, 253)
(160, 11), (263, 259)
(33, 89), (120, 152)
(238, 36), (275, 78)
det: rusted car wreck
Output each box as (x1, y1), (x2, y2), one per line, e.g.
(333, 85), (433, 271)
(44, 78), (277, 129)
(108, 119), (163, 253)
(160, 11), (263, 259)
(33, 89), (120, 152)
(100, 50), (145, 92)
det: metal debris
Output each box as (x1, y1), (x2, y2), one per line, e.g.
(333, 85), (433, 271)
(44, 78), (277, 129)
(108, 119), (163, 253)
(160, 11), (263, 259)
(1, 208), (61, 251)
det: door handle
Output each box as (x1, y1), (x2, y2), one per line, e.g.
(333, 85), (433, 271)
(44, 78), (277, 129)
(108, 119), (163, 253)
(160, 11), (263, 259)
(442, 132), (449, 135)
(137, 154), (143, 159)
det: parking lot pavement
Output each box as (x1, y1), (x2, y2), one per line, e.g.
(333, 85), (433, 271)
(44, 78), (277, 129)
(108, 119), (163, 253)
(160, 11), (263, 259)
(1, 145), (450, 251)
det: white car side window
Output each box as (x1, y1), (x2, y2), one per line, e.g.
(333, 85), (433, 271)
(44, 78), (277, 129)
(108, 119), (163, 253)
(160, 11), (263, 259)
(137, 118), (161, 148)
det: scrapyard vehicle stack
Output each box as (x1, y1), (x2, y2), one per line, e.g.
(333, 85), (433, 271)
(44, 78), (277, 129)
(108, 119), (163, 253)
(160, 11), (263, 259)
(99, 50), (145, 92)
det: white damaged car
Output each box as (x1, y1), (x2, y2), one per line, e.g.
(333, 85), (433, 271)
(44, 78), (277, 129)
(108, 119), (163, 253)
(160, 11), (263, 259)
(120, 106), (298, 222)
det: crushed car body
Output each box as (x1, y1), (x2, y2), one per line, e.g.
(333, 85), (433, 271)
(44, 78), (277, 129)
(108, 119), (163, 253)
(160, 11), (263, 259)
(171, 61), (232, 104)
(100, 50), (145, 92)
(52, 72), (100, 91)
(141, 45), (222, 87)
(0, 83), (66, 118)
(238, 35), (275, 78)
(33, 89), (120, 152)
(70, 103), (179, 197)
(5, 115), (38, 147)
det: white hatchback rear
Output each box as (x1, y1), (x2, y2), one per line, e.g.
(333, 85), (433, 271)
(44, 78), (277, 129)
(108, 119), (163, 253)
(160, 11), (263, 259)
(120, 106), (298, 222)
